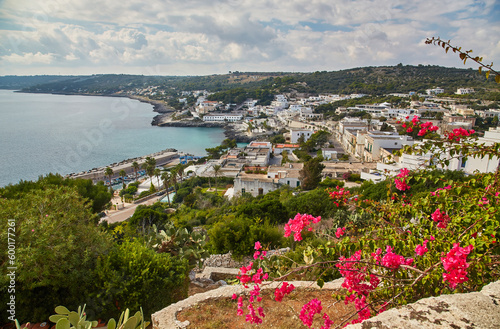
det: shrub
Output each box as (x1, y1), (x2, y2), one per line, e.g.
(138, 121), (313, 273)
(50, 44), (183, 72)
(0, 187), (112, 323)
(91, 240), (190, 319)
(208, 216), (283, 258)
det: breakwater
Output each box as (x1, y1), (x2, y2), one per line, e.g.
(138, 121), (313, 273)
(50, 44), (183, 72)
(68, 149), (179, 182)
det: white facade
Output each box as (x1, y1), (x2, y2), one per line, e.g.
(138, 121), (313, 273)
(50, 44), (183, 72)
(362, 128), (500, 182)
(290, 129), (314, 143)
(322, 148), (338, 160)
(203, 113), (243, 122)
(426, 87), (445, 95)
(364, 132), (414, 162)
(456, 88), (475, 95)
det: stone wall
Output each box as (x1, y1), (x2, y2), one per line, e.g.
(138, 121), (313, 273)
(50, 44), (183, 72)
(345, 280), (500, 329)
(152, 279), (500, 329)
(198, 248), (290, 272)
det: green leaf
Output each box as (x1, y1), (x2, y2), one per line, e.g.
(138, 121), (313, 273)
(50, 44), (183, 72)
(317, 278), (325, 288)
(123, 317), (138, 329)
(124, 309), (130, 324)
(107, 319), (116, 329)
(55, 306), (71, 315)
(49, 315), (67, 323)
(68, 312), (80, 327)
(56, 319), (71, 329)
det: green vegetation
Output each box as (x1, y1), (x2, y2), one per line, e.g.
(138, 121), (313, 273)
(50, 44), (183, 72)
(93, 240), (189, 318)
(0, 187), (112, 322)
(0, 180), (191, 323)
(8, 65), (498, 102)
(0, 173), (112, 213)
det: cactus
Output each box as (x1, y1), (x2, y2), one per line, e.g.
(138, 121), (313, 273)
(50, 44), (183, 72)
(48, 305), (149, 329)
(151, 223), (209, 267)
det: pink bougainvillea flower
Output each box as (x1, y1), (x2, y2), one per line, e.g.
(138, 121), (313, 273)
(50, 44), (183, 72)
(284, 213), (321, 241)
(415, 240), (429, 256)
(274, 282), (295, 302)
(441, 243), (473, 289)
(431, 208), (450, 229)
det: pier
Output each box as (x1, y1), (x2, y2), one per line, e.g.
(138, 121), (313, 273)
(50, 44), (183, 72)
(68, 149), (180, 183)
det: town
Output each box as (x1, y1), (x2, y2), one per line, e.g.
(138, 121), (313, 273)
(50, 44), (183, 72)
(75, 84), (499, 204)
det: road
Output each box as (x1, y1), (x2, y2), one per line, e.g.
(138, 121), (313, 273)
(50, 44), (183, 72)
(101, 194), (167, 224)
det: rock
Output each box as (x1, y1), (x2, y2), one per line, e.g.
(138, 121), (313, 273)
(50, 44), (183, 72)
(173, 320), (189, 329)
(345, 280), (500, 329)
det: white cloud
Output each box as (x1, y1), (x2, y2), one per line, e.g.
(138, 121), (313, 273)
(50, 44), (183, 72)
(2, 51), (56, 64)
(0, 0), (498, 75)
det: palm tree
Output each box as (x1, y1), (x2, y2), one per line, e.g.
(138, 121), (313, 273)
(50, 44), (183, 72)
(161, 172), (171, 204)
(213, 165), (221, 192)
(132, 161), (139, 180)
(119, 169), (127, 189)
(175, 163), (185, 185)
(154, 168), (162, 191)
(170, 168), (178, 194)
(142, 157), (156, 190)
(104, 167), (114, 185)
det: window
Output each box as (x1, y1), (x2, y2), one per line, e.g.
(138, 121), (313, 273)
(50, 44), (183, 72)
(258, 188), (264, 195)
(241, 188), (245, 194)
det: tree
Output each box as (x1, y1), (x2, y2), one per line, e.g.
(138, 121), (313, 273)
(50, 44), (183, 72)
(281, 150), (289, 165)
(0, 186), (112, 322)
(142, 157), (156, 190)
(175, 163), (185, 186)
(132, 161), (140, 180)
(154, 168), (162, 190)
(170, 168), (178, 194)
(105, 167), (114, 184)
(161, 172), (171, 204)
(213, 165), (221, 190)
(299, 157), (325, 190)
(119, 169), (127, 189)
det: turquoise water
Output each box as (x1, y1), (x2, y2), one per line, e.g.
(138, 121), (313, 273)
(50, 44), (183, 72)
(0, 90), (225, 186)
(160, 192), (176, 203)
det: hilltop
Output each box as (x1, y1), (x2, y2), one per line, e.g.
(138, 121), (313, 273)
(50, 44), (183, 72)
(1, 65), (497, 97)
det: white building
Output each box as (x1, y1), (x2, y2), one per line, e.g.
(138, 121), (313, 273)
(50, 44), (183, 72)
(363, 132), (414, 162)
(426, 87), (445, 95)
(233, 163), (303, 197)
(290, 129), (315, 143)
(202, 113), (243, 122)
(361, 127), (500, 181)
(322, 148), (338, 160)
(273, 143), (300, 155)
(456, 88), (475, 95)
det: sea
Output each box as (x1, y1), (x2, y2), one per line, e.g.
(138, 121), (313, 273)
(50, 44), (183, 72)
(0, 90), (225, 187)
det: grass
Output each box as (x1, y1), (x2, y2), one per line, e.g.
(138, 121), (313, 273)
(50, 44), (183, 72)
(177, 288), (356, 328)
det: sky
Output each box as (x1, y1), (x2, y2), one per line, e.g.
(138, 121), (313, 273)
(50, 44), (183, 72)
(0, 0), (499, 76)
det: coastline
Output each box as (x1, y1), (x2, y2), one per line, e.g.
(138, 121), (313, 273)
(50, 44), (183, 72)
(11, 89), (255, 142)
(0, 90), (229, 187)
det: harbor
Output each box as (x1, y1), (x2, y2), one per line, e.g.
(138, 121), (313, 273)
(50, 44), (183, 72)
(68, 148), (181, 183)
